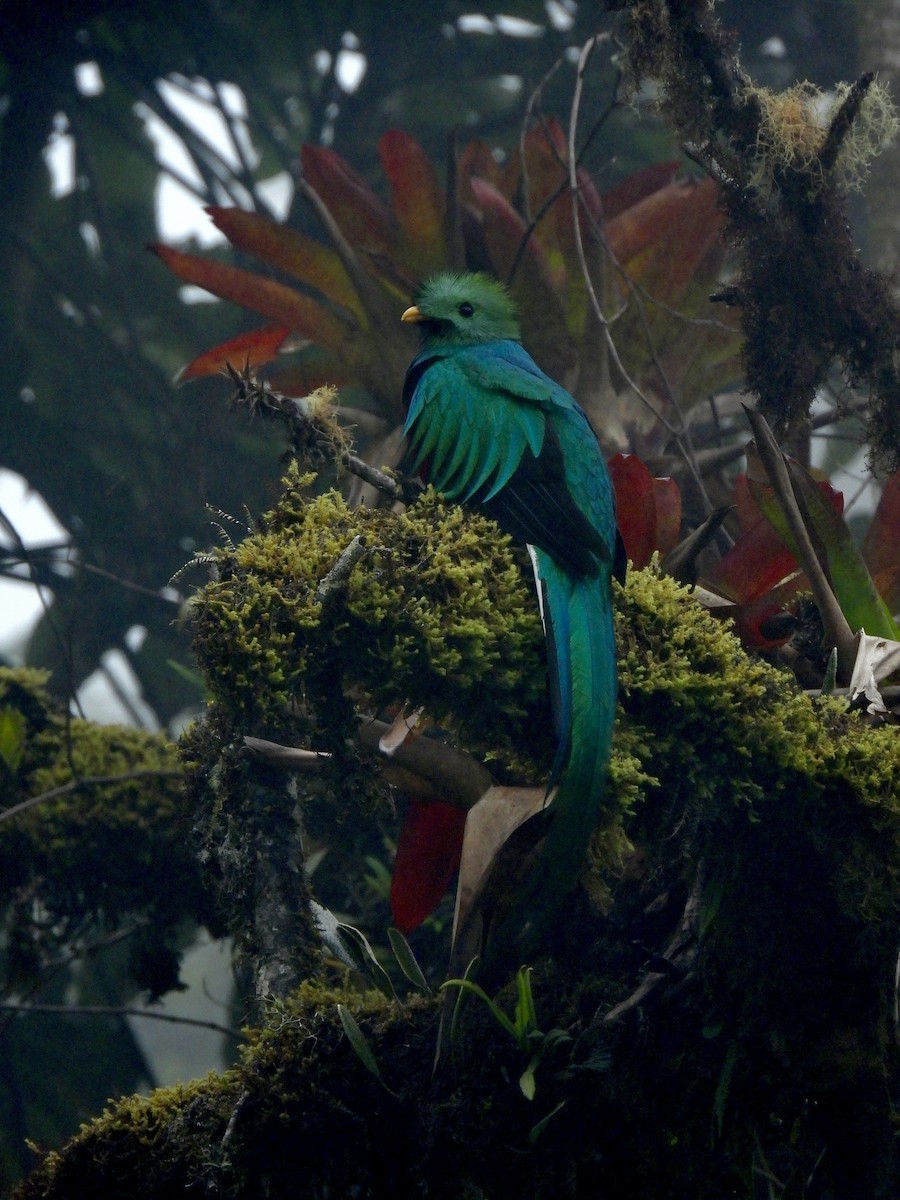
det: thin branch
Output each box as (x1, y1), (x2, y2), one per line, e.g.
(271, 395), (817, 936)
(0, 1003), (241, 1040)
(0, 768), (185, 826)
(226, 365), (404, 501)
(315, 535), (368, 605)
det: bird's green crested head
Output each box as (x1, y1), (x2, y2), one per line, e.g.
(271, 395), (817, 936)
(401, 271), (521, 345)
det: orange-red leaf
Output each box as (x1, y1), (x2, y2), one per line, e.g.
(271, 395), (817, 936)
(178, 324), (291, 382)
(150, 243), (351, 353)
(206, 206), (362, 315)
(601, 162), (682, 220)
(390, 799), (467, 934)
(378, 130), (446, 273)
(301, 143), (396, 256)
(458, 137), (502, 197)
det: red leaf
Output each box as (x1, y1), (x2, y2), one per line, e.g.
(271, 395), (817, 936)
(206, 206), (361, 314)
(601, 162), (682, 219)
(378, 130), (446, 273)
(862, 471), (900, 612)
(458, 138), (502, 195)
(704, 520), (800, 604)
(653, 476), (682, 555)
(609, 453), (658, 569)
(705, 473), (845, 605)
(178, 324), (291, 382)
(606, 178), (725, 302)
(469, 176), (575, 381)
(149, 243), (351, 354)
(301, 143), (396, 256)
(390, 799), (467, 934)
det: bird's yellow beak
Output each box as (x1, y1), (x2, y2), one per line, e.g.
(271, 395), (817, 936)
(401, 304), (424, 323)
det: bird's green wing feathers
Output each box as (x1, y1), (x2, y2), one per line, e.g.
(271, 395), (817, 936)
(404, 353), (548, 504)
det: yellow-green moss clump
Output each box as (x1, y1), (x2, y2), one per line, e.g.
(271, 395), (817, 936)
(0, 668), (210, 997)
(17, 552), (900, 1199)
(190, 463), (550, 769)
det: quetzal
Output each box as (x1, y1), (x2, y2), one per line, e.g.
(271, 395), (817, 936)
(401, 271), (625, 960)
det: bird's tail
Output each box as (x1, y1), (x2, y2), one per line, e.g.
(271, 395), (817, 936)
(485, 551), (616, 968)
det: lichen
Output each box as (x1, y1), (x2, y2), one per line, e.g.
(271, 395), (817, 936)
(749, 79), (898, 194)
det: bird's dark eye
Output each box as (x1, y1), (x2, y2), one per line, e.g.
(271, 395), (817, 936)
(458, 302), (475, 318)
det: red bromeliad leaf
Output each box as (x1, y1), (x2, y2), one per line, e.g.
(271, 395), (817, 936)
(149, 243), (352, 354)
(601, 162), (683, 220)
(378, 130), (446, 275)
(862, 471), (900, 613)
(301, 143), (396, 258)
(703, 518), (800, 604)
(727, 579), (805, 649)
(206, 206), (362, 315)
(606, 177), (724, 303)
(178, 324), (291, 382)
(608, 453), (658, 569)
(653, 475), (682, 555)
(390, 799), (467, 934)
(458, 137), (502, 197)
(469, 176), (576, 383)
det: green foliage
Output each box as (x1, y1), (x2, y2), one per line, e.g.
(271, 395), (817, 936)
(441, 965), (572, 1101)
(0, 668), (210, 996)
(16, 564), (900, 1197)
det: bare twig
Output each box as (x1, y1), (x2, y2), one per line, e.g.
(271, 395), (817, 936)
(0, 768), (185, 826)
(0, 1002), (240, 1040)
(225, 365), (404, 501)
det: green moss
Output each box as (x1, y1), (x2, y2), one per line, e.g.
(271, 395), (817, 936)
(190, 466), (548, 766)
(0, 668), (210, 997)
(18, 554), (900, 1197)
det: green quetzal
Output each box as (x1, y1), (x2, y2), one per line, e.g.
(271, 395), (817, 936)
(401, 271), (625, 959)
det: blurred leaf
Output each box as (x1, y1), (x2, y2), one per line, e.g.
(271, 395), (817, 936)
(149, 244), (353, 353)
(0, 707), (26, 773)
(206, 206), (363, 314)
(378, 130), (446, 275)
(178, 324), (292, 382)
(862, 471), (900, 613)
(608, 453), (658, 569)
(389, 798), (466, 935)
(786, 460), (900, 640)
(300, 144), (397, 259)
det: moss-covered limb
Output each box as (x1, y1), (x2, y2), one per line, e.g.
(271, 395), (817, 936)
(610, 0), (900, 468)
(20, 554), (900, 1197)
(184, 721), (322, 1000)
(0, 669), (212, 998)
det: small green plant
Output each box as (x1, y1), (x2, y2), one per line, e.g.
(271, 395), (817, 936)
(441, 965), (572, 1100)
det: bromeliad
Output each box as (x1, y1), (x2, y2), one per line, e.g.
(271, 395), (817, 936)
(401, 271), (625, 960)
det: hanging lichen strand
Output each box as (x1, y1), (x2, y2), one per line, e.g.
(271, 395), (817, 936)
(611, 0), (900, 470)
